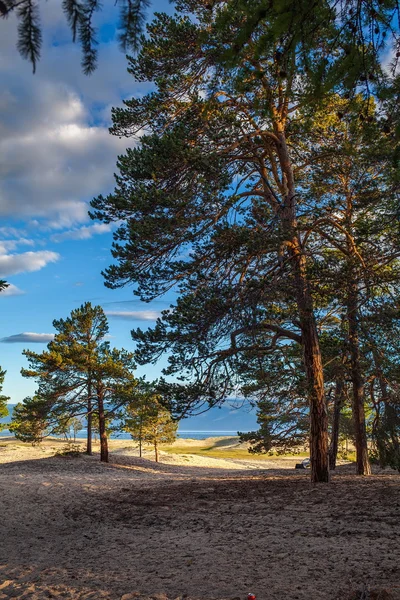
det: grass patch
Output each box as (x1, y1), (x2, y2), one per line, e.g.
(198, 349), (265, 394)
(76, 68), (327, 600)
(163, 445), (310, 460)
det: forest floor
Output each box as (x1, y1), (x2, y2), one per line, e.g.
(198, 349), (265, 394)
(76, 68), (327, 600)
(0, 437), (399, 600)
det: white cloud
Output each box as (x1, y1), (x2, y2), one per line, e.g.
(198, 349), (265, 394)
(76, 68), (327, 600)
(0, 239), (35, 254)
(0, 9), (143, 230)
(0, 250), (60, 276)
(51, 223), (113, 242)
(0, 227), (27, 238)
(105, 310), (161, 321)
(0, 332), (55, 343)
(0, 283), (25, 297)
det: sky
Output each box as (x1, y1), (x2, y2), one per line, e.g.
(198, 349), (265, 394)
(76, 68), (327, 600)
(0, 1), (257, 430)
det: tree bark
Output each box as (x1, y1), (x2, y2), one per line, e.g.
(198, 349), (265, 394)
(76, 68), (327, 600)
(293, 246), (329, 482)
(347, 279), (371, 475)
(275, 124), (329, 483)
(139, 415), (142, 458)
(329, 379), (344, 470)
(86, 383), (92, 455)
(97, 390), (109, 463)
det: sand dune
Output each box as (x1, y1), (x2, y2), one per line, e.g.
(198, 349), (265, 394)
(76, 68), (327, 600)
(0, 439), (399, 600)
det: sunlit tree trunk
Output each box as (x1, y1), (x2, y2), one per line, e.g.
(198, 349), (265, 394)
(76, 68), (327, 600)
(276, 124), (329, 483)
(86, 379), (92, 456)
(97, 388), (109, 463)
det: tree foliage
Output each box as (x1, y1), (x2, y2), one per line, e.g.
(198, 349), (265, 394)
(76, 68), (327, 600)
(20, 302), (137, 461)
(0, 368), (9, 430)
(9, 395), (50, 443)
(2, 0), (400, 80)
(90, 1), (400, 480)
(124, 392), (178, 461)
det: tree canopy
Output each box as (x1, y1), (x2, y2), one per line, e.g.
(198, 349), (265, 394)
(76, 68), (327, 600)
(2, 0), (400, 81)
(20, 302), (138, 461)
(91, 0), (400, 482)
(0, 368), (9, 430)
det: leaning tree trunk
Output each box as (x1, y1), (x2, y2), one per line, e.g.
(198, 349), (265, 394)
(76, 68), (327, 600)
(86, 379), (92, 456)
(347, 279), (371, 475)
(329, 379), (344, 470)
(276, 124), (329, 483)
(97, 391), (109, 463)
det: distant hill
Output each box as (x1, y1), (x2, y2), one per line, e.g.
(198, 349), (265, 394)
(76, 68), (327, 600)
(178, 402), (257, 433)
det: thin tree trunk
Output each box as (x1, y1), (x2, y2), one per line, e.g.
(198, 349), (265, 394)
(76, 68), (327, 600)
(97, 391), (109, 463)
(347, 279), (371, 475)
(371, 349), (400, 464)
(154, 439), (159, 462)
(329, 379), (344, 470)
(87, 379), (92, 456)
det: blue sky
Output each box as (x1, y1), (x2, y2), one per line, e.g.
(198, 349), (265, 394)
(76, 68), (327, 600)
(0, 0), (172, 400)
(0, 1), (257, 430)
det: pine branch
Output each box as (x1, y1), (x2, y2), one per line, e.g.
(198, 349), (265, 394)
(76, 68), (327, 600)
(117, 0), (150, 53)
(62, 0), (84, 43)
(78, 0), (101, 75)
(16, 0), (41, 73)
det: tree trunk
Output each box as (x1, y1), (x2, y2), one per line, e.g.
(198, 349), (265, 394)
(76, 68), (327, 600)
(275, 124), (329, 483)
(329, 379), (344, 470)
(291, 239), (330, 482)
(139, 416), (142, 458)
(347, 279), (371, 475)
(154, 439), (159, 463)
(97, 391), (109, 463)
(86, 380), (92, 455)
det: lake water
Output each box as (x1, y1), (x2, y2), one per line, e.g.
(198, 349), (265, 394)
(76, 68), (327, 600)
(0, 428), (241, 441)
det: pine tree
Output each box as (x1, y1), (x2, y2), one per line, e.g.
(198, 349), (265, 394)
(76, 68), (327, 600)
(125, 393), (177, 462)
(21, 302), (137, 461)
(0, 368), (9, 430)
(9, 396), (50, 444)
(91, 4), (337, 481)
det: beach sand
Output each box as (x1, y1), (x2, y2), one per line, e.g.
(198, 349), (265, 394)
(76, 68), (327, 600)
(0, 437), (399, 600)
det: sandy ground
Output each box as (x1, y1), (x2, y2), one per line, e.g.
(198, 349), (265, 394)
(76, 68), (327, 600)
(0, 438), (399, 600)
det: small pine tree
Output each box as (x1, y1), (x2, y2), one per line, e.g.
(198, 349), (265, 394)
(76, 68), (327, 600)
(9, 396), (50, 444)
(125, 394), (177, 462)
(0, 368), (9, 430)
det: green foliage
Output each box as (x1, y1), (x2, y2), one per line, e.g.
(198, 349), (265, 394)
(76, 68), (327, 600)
(0, 368), (9, 431)
(21, 302), (137, 460)
(9, 396), (50, 444)
(55, 443), (83, 457)
(125, 392), (178, 460)
(372, 401), (400, 472)
(239, 399), (308, 454)
(54, 415), (83, 441)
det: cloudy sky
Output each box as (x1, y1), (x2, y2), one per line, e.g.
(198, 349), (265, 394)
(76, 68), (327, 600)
(0, 0), (176, 403)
